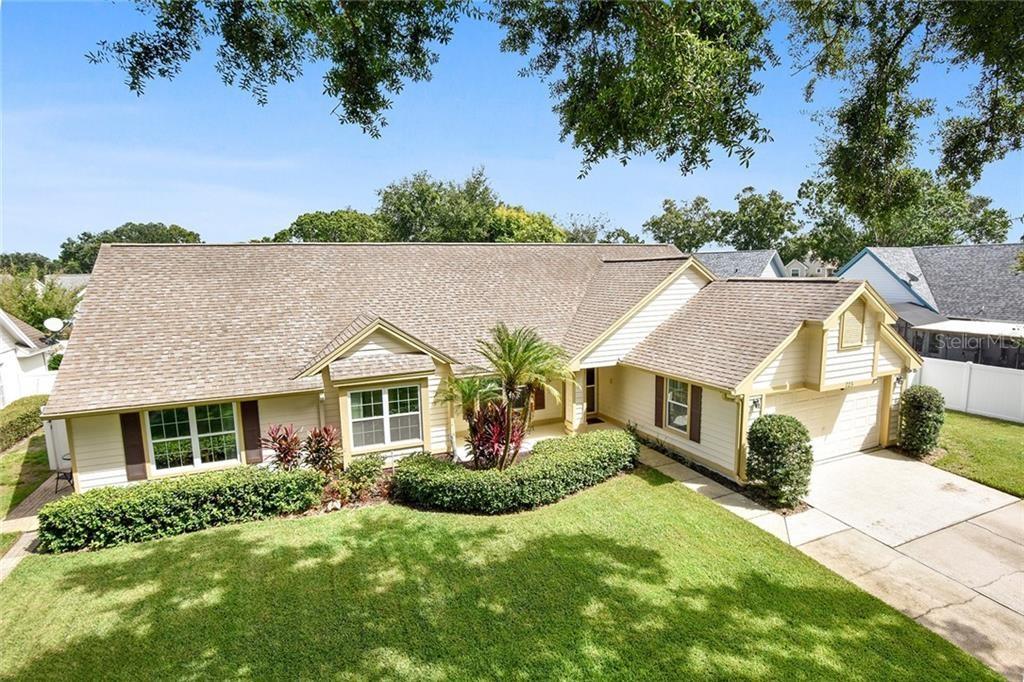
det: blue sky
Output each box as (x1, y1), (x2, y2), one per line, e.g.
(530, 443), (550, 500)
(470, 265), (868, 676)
(2, 1), (1022, 257)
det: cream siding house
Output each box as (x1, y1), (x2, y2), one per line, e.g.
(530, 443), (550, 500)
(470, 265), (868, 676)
(43, 243), (921, 493)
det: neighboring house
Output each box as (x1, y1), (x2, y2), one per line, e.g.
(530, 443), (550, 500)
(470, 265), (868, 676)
(0, 308), (60, 407)
(785, 256), (837, 278)
(694, 249), (784, 278)
(836, 245), (1024, 370)
(43, 243), (920, 492)
(45, 273), (90, 295)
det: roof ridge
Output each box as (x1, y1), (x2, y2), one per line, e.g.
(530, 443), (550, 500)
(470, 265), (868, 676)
(104, 242), (676, 248)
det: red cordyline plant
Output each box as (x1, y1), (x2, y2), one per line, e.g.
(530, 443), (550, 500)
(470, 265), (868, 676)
(260, 424), (302, 471)
(469, 402), (525, 470)
(304, 425), (342, 477)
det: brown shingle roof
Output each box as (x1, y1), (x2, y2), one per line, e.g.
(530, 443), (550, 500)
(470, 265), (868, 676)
(1, 309), (49, 348)
(623, 279), (862, 390)
(45, 242), (682, 416)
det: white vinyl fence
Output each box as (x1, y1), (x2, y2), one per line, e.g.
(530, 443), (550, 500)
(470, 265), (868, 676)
(911, 358), (1024, 423)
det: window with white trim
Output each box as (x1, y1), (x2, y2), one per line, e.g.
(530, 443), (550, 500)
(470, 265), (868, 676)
(349, 385), (421, 448)
(666, 379), (689, 433)
(147, 402), (239, 471)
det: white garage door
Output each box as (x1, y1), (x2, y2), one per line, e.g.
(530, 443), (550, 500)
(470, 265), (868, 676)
(766, 384), (882, 461)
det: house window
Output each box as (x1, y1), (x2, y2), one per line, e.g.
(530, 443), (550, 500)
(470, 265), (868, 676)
(147, 402), (239, 471)
(790, 269), (800, 277)
(666, 379), (689, 433)
(349, 385), (421, 449)
(839, 301), (866, 349)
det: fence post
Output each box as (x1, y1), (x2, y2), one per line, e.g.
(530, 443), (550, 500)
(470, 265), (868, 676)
(960, 362), (973, 413)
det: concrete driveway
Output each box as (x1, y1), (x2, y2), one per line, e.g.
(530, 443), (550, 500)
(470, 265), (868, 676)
(799, 449), (1023, 679)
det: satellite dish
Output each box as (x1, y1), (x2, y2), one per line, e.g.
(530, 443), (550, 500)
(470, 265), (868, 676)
(43, 318), (65, 333)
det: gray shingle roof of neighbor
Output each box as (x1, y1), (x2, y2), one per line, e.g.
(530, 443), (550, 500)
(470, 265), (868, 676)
(694, 250), (783, 278)
(1, 308), (50, 348)
(868, 244), (1023, 322)
(45, 273), (91, 291)
(44, 242), (685, 416)
(623, 278), (862, 390)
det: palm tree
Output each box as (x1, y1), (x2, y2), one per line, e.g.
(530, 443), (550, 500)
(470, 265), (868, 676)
(477, 323), (575, 469)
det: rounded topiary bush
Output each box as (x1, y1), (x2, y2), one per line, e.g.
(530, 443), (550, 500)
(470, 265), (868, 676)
(899, 384), (945, 457)
(391, 429), (638, 514)
(746, 414), (813, 508)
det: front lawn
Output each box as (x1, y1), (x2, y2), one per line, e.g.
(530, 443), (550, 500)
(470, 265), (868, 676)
(934, 411), (1024, 497)
(0, 433), (50, 518)
(0, 469), (993, 680)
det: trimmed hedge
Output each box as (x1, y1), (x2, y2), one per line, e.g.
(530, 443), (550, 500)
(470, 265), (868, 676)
(391, 429), (638, 514)
(38, 467), (324, 553)
(746, 414), (814, 508)
(899, 384), (945, 457)
(0, 394), (47, 452)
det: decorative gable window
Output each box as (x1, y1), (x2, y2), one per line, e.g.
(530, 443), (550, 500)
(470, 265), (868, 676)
(666, 379), (689, 433)
(147, 402), (239, 471)
(840, 301), (866, 350)
(349, 385), (421, 449)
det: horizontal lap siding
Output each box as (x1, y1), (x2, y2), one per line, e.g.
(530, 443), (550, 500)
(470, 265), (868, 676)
(258, 394), (322, 458)
(752, 330), (812, 391)
(428, 367), (448, 453)
(601, 366), (738, 476)
(876, 340), (903, 374)
(71, 414), (128, 491)
(824, 309), (878, 386)
(347, 331), (415, 358)
(581, 269), (706, 368)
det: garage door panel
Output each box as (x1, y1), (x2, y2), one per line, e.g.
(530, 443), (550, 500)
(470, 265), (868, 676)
(766, 384), (881, 460)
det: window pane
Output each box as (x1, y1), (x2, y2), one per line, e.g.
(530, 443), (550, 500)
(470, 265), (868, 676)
(149, 408), (190, 441)
(667, 402), (688, 431)
(352, 418), (386, 448)
(196, 403), (235, 435)
(389, 413), (421, 442)
(667, 380), (688, 406)
(388, 386), (419, 415)
(198, 433), (238, 463)
(350, 390), (383, 419)
(153, 438), (193, 470)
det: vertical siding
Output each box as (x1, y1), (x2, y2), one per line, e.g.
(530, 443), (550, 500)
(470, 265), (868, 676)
(600, 366), (739, 476)
(752, 329), (812, 390)
(823, 308), (879, 385)
(72, 414), (128, 491)
(581, 268), (707, 367)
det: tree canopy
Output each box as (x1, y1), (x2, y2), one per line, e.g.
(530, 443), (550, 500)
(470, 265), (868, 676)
(89, 0), (1021, 201)
(0, 252), (54, 274)
(268, 210), (385, 243)
(58, 222), (202, 272)
(376, 168), (499, 242)
(492, 206), (567, 243)
(0, 266), (80, 333)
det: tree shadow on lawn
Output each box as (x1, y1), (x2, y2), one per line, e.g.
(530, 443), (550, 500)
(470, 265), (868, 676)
(0, 434), (50, 519)
(2, 495), (988, 680)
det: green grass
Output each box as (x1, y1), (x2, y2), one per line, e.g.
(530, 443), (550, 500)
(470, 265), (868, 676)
(934, 411), (1024, 497)
(0, 531), (19, 557)
(0, 468), (994, 681)
(0, 433), (50, 519)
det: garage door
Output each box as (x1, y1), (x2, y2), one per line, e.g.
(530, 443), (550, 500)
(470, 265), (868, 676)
(766, 384), (882, 461)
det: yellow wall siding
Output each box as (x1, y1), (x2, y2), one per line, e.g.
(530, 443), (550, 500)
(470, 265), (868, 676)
(345, 330), (416, 358)
(580, 268), (708, 368)
(258, 393), (322, 457)
(876, 338), (904, 374)
(600, 365), (739, 476)
(752, 328), (813, 391)
(71, 414), (128, 491)
(427, 364), (449, 453)
(823, 308), (879, 386)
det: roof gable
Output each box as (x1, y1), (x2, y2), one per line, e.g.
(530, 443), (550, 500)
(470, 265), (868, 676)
(912, 245), (1023, 322)
(695, 250), (783, 278)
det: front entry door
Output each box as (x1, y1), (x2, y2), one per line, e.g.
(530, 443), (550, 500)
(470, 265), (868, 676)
(585, 368), (597, 415)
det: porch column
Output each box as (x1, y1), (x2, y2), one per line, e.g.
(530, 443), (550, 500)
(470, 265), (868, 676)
(563, 370), (585, 434)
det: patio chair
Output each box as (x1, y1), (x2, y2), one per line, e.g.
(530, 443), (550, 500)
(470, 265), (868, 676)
(55, 454), (73, 492)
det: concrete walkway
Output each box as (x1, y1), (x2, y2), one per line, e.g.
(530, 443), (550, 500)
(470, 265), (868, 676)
(640, 445), (1023, 679)
(1, 473), (71, 533)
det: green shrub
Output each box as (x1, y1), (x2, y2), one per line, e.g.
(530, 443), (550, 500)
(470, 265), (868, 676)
(746, 414), (813, 508)
(47, 353), (63, 371)
(0, 395), (47, 451)
(37, 467), (323, 553)
(899, 384), (945, 457)
(344, 454), (385, 498)
(391, 429), (638, 514)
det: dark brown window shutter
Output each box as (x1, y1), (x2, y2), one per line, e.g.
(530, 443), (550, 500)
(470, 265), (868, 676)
(240, 400), (263, 464)
(688, 385), (702, 443)
(120, 413), (147, 481)
(654, 376), (665, 428)
(533, 386), (546, 411)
